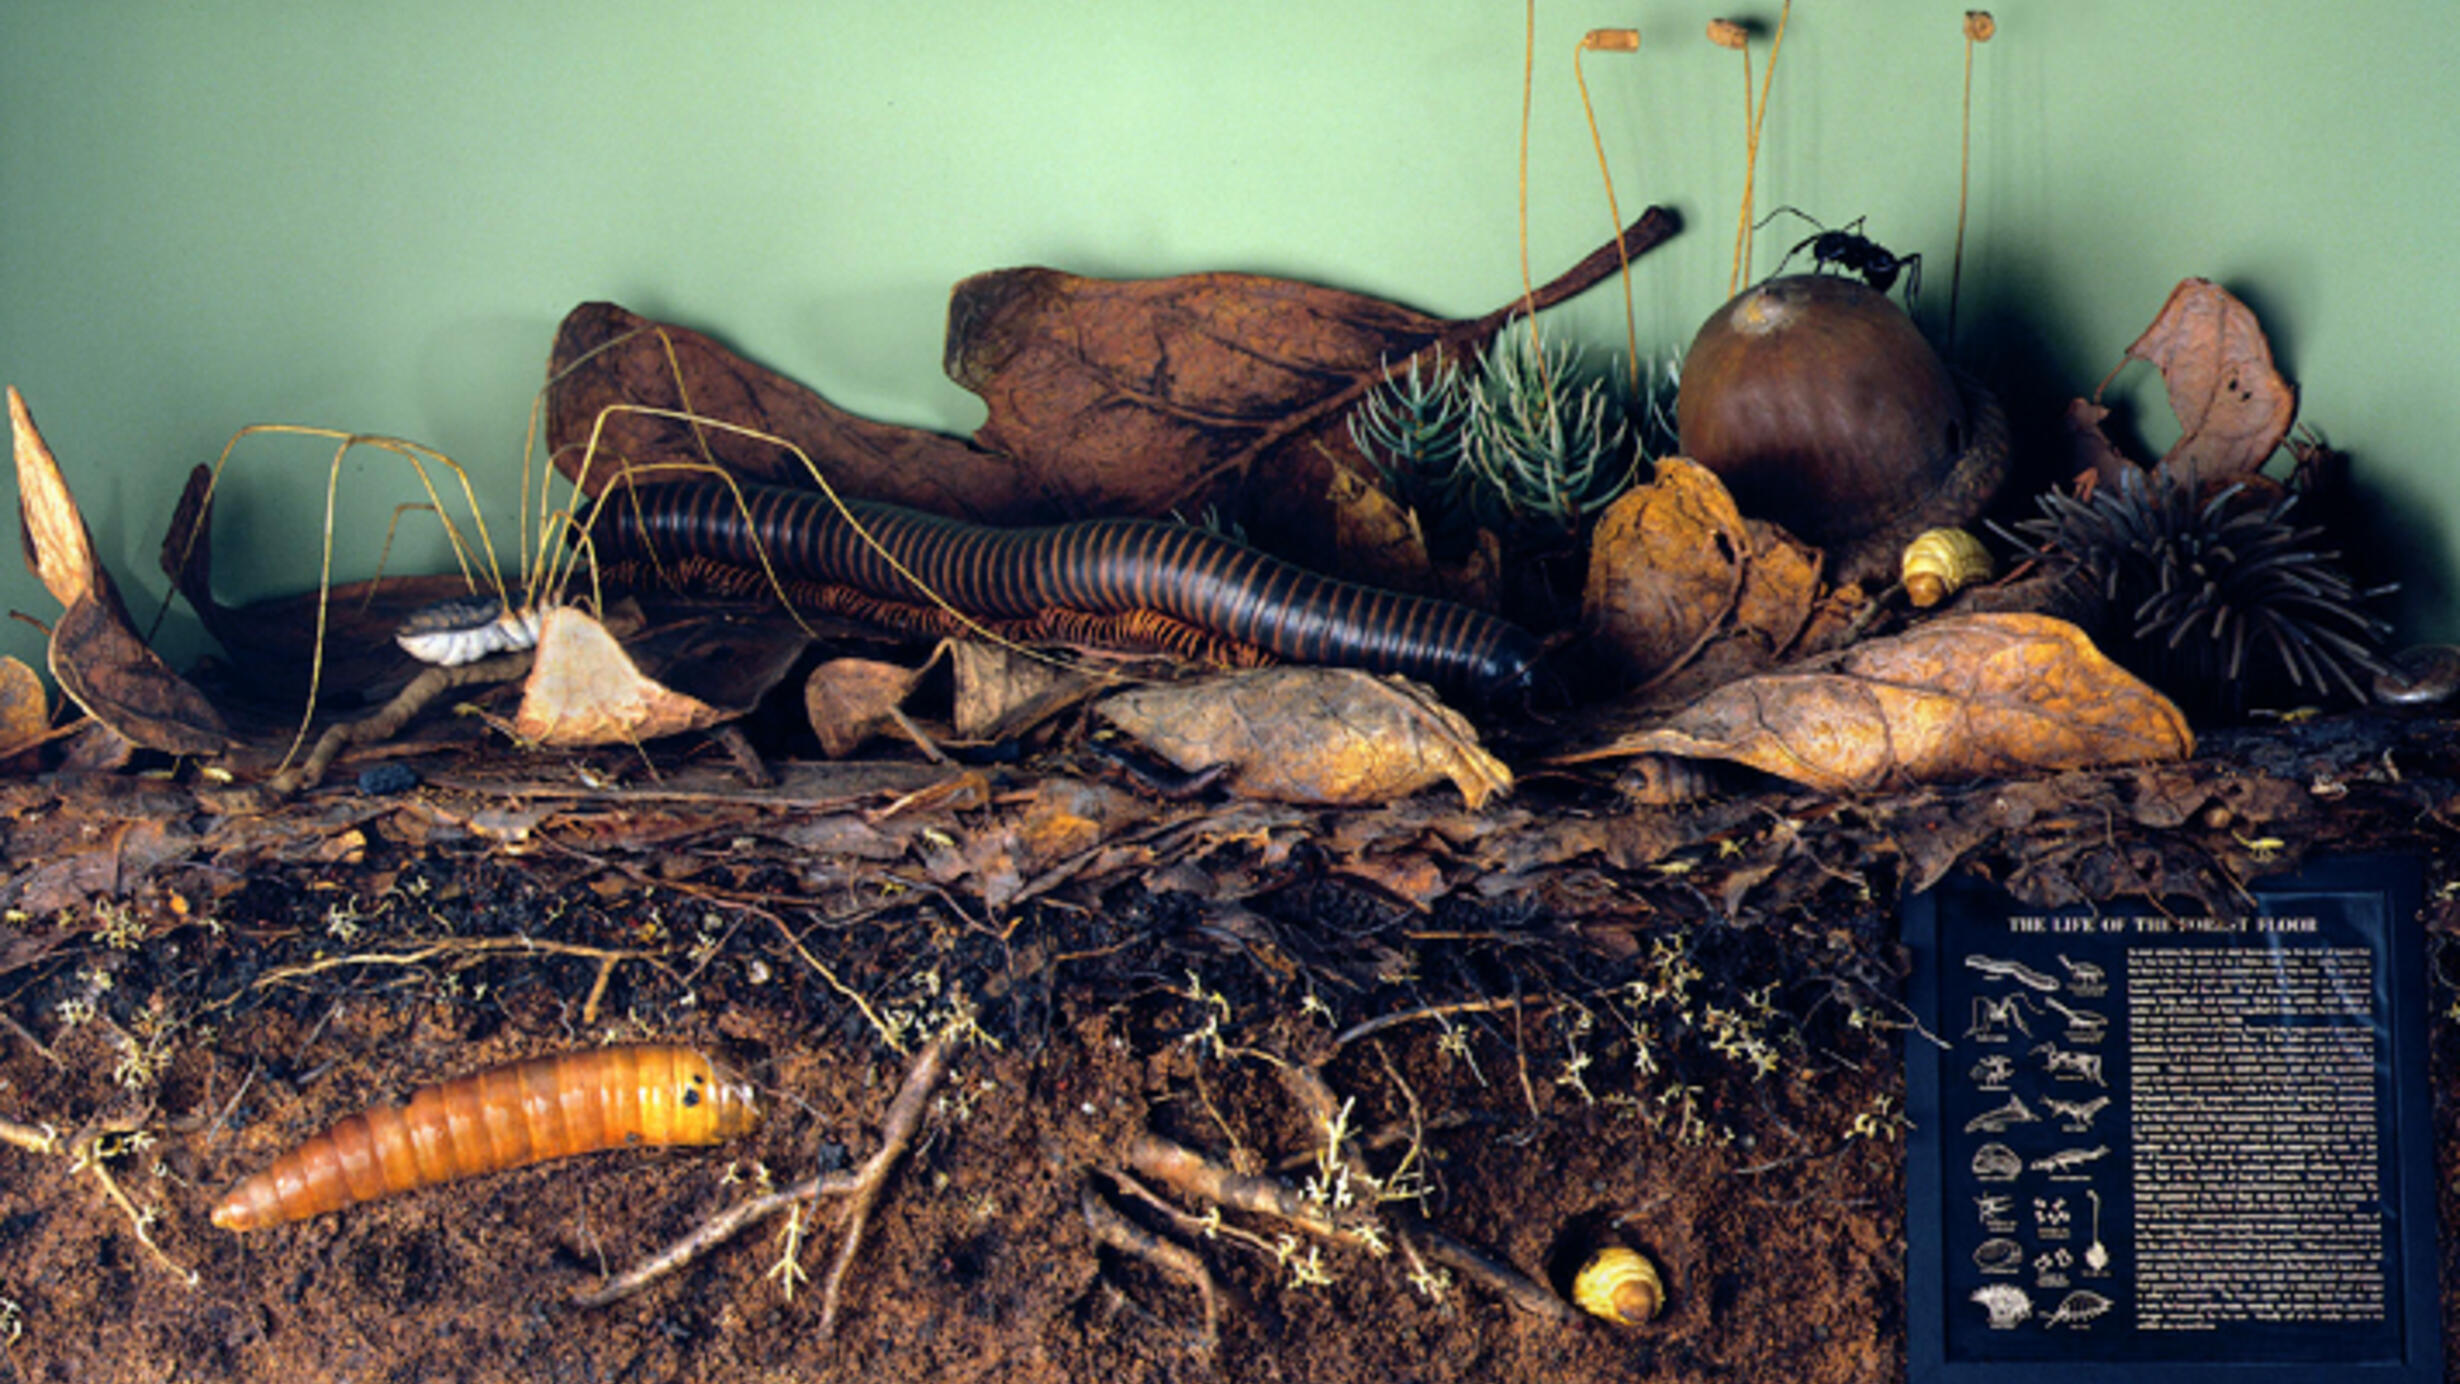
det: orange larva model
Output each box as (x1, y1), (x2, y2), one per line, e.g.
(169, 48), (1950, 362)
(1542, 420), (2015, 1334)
(211, 1044), (760, 1231)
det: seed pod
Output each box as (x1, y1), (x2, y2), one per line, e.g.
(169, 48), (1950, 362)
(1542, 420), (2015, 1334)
(1901, 527), (1993, 607)
(211, 1045), (759, 1232)
(1571, 1245), (1664, 1326)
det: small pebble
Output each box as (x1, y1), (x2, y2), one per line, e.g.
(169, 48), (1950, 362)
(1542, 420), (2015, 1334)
(357, 763), (422, 796)
(2372, 644), (2460, 706)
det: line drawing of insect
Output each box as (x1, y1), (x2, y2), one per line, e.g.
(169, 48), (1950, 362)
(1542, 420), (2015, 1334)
(1970, 1284), (2034, 1330)
(210, 1044), (759, 1231)
(1967, 992), (2037, 1041)
(2043, 1290), (2115, 1328)
(2033, 1043), (2106, 1086)
(1966, 955), (2060, 991)
(2044, 1095), (2112, 1131)
(1756, 206), (1924, 306)
(1963, 1094), (2039, 1135)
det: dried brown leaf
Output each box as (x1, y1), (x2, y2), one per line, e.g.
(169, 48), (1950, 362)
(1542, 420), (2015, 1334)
(544, 303), (1051, 521)
(944, 210), (1678, 553)
(1094, 667), (1512, 808)
(11, 387), (96, 608)
(1581, 458), (1848, 691)
(513, 605), (728, 746)
(949, 641), (1105, 742)
(804, 658), (928, 759)
(1326, 467), (1437, 596)
(0, 656), (45, 766)
(12, 393), (229, 755)
(2062, 397), (2134, 493)
(1560, 613), (2192, 794)
(2117, 278), (2296, 489)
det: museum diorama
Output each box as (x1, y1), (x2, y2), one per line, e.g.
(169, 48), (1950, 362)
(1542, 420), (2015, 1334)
(0, 6), (2451, 1382)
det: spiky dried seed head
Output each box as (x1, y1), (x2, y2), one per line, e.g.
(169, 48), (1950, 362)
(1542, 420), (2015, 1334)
(2013, 469), (2392, 714)
(1964, 11), (1996, 42)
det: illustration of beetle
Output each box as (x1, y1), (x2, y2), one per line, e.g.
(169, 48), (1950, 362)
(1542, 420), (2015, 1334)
(211, 1045), (760, 1231)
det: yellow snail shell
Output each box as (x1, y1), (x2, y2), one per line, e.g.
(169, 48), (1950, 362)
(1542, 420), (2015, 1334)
(1901, 527), (1993, 608)
(1571, 1246), (1664, 1326)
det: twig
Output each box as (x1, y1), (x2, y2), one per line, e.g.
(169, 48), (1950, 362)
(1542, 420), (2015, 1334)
(1331, 996), (1527, 1052)
(0, 1116), (58, 1155)
(1080, 1183), (1221, 1353)
(270, 650), (533, 795)
(573, 1035), (950, 1322)
(67, 1134), (199, 1290)
(248, 936), (667, 993)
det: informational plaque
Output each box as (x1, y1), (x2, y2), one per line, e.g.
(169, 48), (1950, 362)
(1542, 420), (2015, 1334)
(1903, 857), (2440, 1383)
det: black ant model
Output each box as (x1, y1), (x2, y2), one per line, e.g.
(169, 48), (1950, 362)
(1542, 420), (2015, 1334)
(1758, 207), (1922, 308)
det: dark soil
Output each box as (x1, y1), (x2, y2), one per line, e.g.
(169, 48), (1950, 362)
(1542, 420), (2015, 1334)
(1, 707), (2455, 1384)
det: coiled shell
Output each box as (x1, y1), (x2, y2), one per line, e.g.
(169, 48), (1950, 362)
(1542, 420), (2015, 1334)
(211, 1045), (759, 1231)
(1901, 527), (1993, 607)
(1571, 1245), (1664, 1326)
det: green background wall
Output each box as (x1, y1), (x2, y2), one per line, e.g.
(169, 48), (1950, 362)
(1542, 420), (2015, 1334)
(3, 2), (2456, 686)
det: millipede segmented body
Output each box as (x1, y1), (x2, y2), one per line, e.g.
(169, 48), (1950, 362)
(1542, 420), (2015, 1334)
(590, 482), (1544, 699)
(211, 1045), (758, 1232)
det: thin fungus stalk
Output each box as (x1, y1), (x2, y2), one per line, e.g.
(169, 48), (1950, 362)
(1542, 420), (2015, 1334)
(1950, 11), (1996, 354)
(1574, 27), (1644, 393)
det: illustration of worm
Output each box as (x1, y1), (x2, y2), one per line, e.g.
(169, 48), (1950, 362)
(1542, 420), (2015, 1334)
(1965, 955), (2059, 991)
(211, 1045), (759, 1231)
(585, 480), (1545, 699)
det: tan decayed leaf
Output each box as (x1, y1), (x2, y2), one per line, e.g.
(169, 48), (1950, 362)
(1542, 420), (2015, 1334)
(949, 640), (1105, 742)
(0, 654), (48, 762)
(2117, 278), (2295, 489)
(1326, 465), (1438, 597)
(1561, 613), (2191, 794)
(805, 657), (928, 759)
(513, 605), (728, 746)
(1582, 458), (1843, 691)
(1094, 667), (1512, 808)
(10, 386), (97, 608)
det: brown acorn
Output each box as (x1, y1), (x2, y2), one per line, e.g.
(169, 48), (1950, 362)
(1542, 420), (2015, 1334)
(1675, 274), (2007, 586)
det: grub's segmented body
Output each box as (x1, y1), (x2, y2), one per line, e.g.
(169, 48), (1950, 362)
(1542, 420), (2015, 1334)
(211, 1045), (758, 1232)
(593, 482), (1543, 699)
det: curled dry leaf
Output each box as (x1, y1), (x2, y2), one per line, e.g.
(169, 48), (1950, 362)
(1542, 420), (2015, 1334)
(2062, 398), (2133, 494)
(512, 605), (731, 747)
(1558, 613), (2191, 795)
(2111, 278), (2296, 490)
(1582, 458), (1857, 694)
(1094, 668), (1512, 809)
(1326, 467), (1439, 596)
(0, 654), (49, 764)
(805, 658), (928, 760)
(11, 388), (229, 756)
(948, 640), (1106, 743)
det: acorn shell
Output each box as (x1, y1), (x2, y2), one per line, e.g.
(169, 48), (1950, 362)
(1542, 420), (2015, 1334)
(1571, 1246), (1664, 1326)
(1675, 274), (2007, 587)
(1901, 527), (1993, 607)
